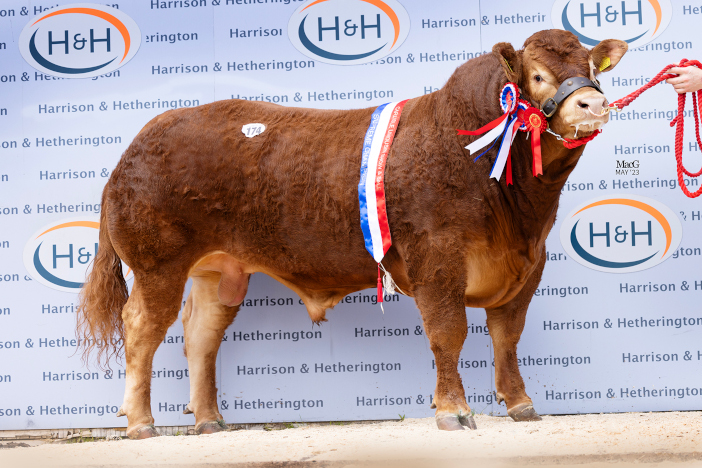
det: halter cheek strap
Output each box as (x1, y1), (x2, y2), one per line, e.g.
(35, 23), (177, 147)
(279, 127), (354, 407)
(541, 77), (603, 118)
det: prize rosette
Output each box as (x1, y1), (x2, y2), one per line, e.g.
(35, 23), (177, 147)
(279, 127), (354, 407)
(500, 83), (519, 114)
(516, 100), (530, 131)
(459, 83), (552, 184)
(522, 107), (548, 133)
(516, 100), (548, 176)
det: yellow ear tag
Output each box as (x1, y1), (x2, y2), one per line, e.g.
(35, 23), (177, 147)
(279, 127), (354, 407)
(504, 58), (513, 73)
(598, 56), (611, 71)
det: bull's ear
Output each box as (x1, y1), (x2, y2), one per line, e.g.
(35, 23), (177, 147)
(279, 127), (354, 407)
(590, 39), (628, 73)
(492, 42), (522, 83)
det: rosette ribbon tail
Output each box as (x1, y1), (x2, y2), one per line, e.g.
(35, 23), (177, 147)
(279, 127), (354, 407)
(377, 264), (384, 313)
(506, 153), (513, 185)
(458, 113), (509, 156)
(531, 128), (543, 176)
(489, 114), (519, 182)
(518, 106), (547, 177)
(458, 82), (523, 183)
(505, 117), (522, 185)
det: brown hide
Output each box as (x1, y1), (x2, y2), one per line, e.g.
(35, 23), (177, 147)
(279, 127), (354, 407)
(78, 30), (627, 436)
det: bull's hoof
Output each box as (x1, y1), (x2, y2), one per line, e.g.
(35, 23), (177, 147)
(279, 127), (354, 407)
(436, 414), (463, 431)
(195, 419), (228, 435)
(182, 404), (193, 415)
(458, 414), (477, 430)
(508, 403), (542, 422)
(127, 424), (160, 440)
(116, 406), (126, 417)
(435, 412), (476, 431)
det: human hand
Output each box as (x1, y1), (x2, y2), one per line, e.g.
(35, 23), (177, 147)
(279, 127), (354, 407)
(665, 66), (702, 93)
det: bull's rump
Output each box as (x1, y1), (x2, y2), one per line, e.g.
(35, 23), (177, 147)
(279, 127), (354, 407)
(105, 99), (385, 284)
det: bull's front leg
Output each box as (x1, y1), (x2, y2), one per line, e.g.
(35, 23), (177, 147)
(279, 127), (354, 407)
(415, 280), (477, 431)
(485, 252), (546, 422)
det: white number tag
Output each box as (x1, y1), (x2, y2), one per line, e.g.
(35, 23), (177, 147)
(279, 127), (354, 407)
(242, 123), (266, 138)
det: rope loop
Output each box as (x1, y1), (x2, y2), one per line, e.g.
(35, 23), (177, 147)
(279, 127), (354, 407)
(610, 59), (702, 198)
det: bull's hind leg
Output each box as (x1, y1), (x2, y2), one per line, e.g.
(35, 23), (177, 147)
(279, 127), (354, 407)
(118, 273), (187, 439)
(415, 282), (476, 431)
(181, 274), (239, 434)
(485, 254), (546, 422)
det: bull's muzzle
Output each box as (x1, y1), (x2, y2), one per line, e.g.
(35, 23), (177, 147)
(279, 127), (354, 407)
(576, 94), (608, 117)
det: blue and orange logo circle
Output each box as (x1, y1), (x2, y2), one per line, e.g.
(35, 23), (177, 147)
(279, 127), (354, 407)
(23, 218), (133, 293)
(552, 0), (671, 49)
(19, 4), (141, 78)
(289, 0), (410, 65)
(560, 195), (682, 273)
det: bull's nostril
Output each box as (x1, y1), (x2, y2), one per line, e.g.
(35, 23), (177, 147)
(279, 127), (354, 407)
(579, 102), (589, 109)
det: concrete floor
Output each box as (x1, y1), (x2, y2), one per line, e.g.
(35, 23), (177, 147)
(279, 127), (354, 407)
(1, 412), (701, 468)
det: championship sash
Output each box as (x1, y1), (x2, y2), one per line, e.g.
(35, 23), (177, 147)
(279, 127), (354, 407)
(359, 100), (408, 263)
(358, 100), (408, 307)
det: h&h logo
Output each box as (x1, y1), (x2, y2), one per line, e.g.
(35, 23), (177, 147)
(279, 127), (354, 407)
(23, 218), (132, 293)
(559, 195), (682, 273)
(288, 0), (410, 65)
(19, 4), (141, 78)
(551, 0), (672, 48)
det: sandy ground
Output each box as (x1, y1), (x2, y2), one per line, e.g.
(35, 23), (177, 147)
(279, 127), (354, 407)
(1, 412), (702, 468)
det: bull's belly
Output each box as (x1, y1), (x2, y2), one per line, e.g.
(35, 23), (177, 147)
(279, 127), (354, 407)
(189, 246), (537, 314)
(188, 251), (376, 323)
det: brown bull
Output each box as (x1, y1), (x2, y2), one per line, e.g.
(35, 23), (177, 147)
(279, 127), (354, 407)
(78, 30), (627, 438)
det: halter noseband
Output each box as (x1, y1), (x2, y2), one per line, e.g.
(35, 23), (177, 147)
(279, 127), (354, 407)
(540, 77), (603, 118)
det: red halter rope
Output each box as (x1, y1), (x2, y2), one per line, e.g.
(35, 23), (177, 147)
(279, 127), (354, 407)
(561, 129), (601, 149)
(610, 59), (702, 198)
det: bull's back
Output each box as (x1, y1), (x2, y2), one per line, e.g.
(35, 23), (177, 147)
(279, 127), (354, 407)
(106, 100), (378, 277)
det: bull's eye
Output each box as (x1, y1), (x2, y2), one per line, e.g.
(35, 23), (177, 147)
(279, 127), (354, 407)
(534, 75), (543, 83)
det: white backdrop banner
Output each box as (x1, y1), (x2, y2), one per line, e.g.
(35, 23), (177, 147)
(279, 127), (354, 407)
(1, 0), (702, 430)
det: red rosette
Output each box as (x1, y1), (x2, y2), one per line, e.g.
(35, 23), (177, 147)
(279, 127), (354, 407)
(522, 107), (548, 133)
(515, 105), (548, 177)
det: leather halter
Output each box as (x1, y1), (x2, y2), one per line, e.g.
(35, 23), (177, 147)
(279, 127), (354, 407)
(540, 77), (603, 118)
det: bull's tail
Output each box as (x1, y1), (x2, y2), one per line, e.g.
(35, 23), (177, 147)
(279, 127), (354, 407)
(76, 195), (128, 368)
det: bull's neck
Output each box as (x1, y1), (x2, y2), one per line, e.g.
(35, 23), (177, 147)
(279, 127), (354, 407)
(425, 60), (586, 232)
(505, 134), (585, 227)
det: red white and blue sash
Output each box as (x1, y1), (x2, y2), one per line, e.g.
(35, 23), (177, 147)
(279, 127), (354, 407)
(359, 100), (408, 263)
(358, 100), (408, 309)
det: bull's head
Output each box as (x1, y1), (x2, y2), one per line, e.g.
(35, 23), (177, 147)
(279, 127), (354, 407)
(494, 30), (627, 141)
